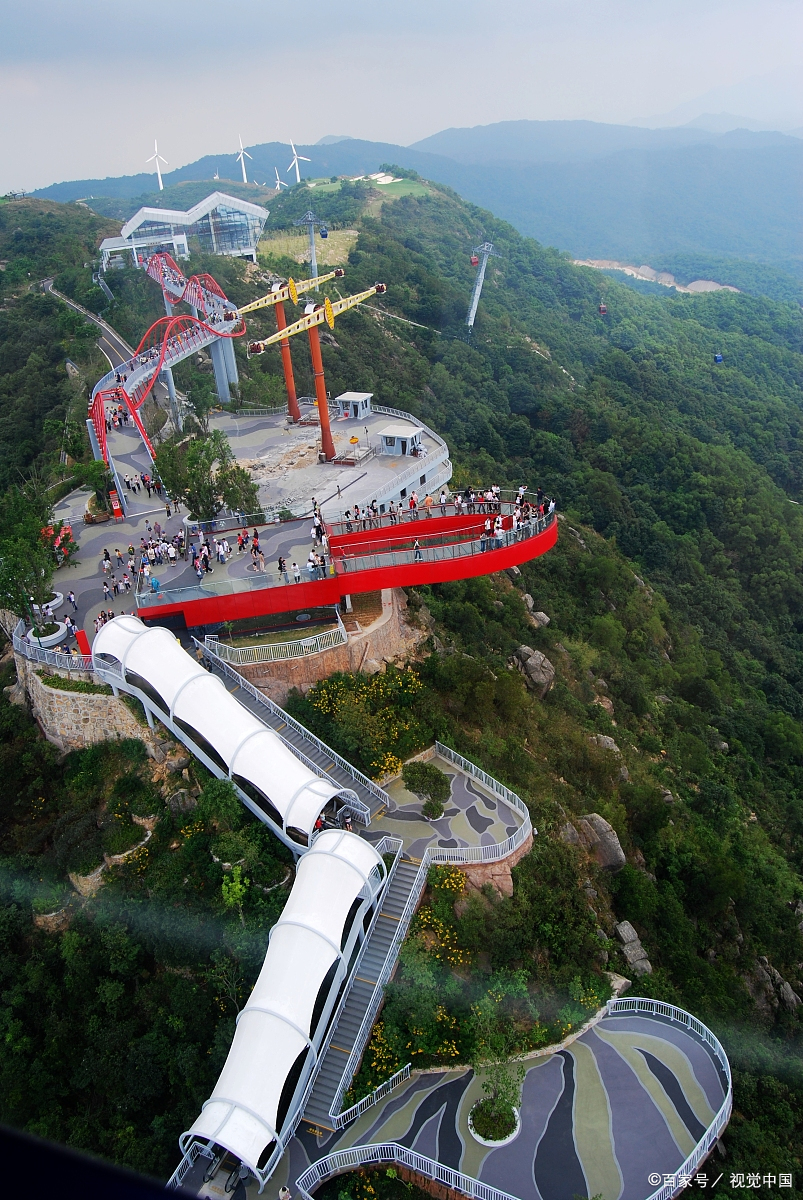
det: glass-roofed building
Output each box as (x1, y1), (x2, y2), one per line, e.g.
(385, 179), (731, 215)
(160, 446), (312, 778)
(99, 191), (269, 270)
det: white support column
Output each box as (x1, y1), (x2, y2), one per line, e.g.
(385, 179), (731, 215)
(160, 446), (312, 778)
(222, 335), (239, 387)
(210, 338), (231, 404)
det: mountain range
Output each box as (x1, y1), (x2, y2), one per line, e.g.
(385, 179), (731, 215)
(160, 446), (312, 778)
(33, 120), (803, 280)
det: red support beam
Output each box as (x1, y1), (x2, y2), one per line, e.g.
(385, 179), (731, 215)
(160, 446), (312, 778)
(307, 324), (335, 460)
(275, 301), (300, 422)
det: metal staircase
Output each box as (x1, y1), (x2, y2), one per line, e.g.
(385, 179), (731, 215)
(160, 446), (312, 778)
(301, 856), (423, 1131)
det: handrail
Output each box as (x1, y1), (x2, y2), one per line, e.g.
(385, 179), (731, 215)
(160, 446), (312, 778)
(296, 1143), (522, 1200)
(328, 792), (534, 1124)
(334, 1065), (412, 1128)
(195, 639), (391, 809)
(302, 1001), (732, 1200)
(12, 618), (93, 672)
(136, 508), (553, 610)
(206, 612), (347, 665)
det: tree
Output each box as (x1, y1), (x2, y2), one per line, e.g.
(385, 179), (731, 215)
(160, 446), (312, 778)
(154, 429), (259, 520)
(221, 865), (249, 927)
(402, 760), (451, 819)
(0, 479), (78, 627)
(468, 975), (531, 1140)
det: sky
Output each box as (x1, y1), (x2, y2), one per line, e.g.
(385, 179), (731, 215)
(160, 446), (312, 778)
(2, 0), (802, 193)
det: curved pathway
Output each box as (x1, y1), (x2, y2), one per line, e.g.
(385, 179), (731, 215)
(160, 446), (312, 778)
(272, 1010), (728, 1200)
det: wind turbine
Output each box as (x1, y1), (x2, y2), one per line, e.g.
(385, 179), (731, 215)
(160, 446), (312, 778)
(146, 140), (168, 191)
(274, 167), (289, 191)
(236, 134), (252, 184)
(287, 140), (310, 184)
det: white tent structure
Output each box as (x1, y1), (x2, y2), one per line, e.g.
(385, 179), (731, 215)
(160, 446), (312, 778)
(92, 616), (360, 848)
(180, 830), (386, 1185)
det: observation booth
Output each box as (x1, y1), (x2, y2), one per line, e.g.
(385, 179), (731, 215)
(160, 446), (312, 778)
(378, 423), (424, 457)
(334, 391), (373, 420)
(92, 616), (364, 849)
(171, 830), (388, 1193)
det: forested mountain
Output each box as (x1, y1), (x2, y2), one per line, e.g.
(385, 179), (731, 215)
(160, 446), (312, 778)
(1, 182), (803, 1187)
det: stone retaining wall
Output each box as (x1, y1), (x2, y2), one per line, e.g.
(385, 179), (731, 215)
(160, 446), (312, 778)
(13, 653), (161, 753)
(239, 589), (424, 704)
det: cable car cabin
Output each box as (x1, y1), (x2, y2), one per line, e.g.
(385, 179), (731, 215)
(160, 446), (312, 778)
(714, 353), (724, 363)
(178, 831), (387, 1188)
(333, 391), (373, 420)
(378, 423), (424, 457)
(319, 226), (328, 239)
(470, 254), (480, 266)
(599, 302), (608, 315)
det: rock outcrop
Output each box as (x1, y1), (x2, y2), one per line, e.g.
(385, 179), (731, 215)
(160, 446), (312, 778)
(615, 920), (653, 976)
(559, 812), (627, 872)
(511, 645), (555, 697)
(743, 956), (802, 1014)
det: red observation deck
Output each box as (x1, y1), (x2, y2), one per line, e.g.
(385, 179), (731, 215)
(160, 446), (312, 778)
(136, 505), (558, 630)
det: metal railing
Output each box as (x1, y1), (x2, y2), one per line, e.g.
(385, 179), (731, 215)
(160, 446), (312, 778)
(337, 517), (552, 577)
(328, 795), (534, 1125)
(435, 741), (530, 832)
(205, 611), (347, 665)
(335, 1064), (412, 1129)
(328, 850), (431, 1124)
(195, 639), (391, 810)
(12, 618), (93, 672)
(297, 1143), (521, 1200)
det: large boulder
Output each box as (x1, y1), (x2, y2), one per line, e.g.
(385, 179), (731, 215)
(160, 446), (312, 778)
(577, 813), (627, 872)
(512, 645), (555, 697)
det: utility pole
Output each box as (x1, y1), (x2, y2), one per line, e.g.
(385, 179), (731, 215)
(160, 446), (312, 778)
(294, 211), (320, 289)
(466, 241), (500, 334)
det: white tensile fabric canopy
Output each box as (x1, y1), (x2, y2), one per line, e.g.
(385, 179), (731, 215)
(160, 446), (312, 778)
(92, 616), (349, 839)
(187, 830), (384, 1171)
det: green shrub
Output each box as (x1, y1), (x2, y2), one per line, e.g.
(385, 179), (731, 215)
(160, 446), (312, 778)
(36, 670), (112, 696)
(402, 760), (451, 805)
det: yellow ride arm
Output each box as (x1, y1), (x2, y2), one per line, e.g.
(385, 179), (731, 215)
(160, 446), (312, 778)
(247, 284), (386, 355)
(237, 269), (345, 315)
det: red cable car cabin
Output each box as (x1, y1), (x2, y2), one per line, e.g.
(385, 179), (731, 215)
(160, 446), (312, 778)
(599, 302), (607, 315)
(470, 255), (479, 266)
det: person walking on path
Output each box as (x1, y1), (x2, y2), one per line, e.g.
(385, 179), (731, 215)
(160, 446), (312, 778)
(292, 562), (301, 583)
(414, 539), (422, 562)
(258, 549), (266, 574)
(424, 493), (433, 517)
(68, 591), (77, 611)
(278, 556), (289, 583)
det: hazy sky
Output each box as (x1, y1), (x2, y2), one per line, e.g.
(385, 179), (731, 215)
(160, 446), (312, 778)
(2, 0), (801, 192)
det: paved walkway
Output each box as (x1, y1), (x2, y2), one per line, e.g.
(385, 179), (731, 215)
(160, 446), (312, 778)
(367, 755), (525, 860)
(268, 1013), (727, 1200)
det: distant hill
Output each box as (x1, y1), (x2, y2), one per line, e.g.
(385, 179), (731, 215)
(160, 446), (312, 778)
(33, 121), (803, 286)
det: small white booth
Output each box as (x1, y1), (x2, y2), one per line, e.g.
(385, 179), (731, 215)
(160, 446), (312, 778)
(334, 391), (373, 419)
(378, 423), (423, 457)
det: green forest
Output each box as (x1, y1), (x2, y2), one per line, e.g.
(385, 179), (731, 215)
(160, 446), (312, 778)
(0, 182), (802, 1193)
